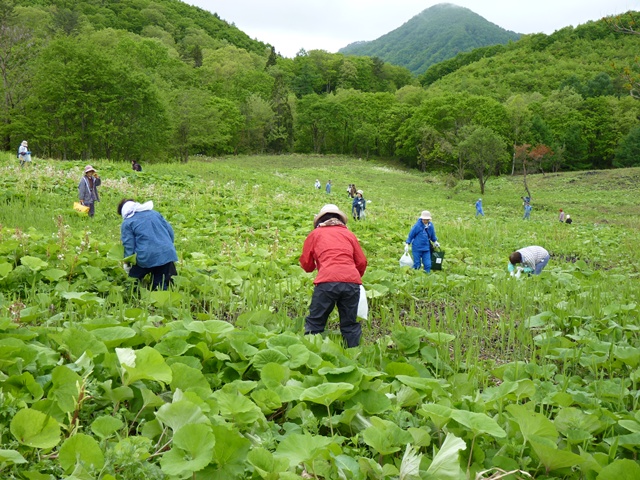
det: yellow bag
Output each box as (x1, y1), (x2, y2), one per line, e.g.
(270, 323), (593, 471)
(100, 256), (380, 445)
(73, 202), (90, 214)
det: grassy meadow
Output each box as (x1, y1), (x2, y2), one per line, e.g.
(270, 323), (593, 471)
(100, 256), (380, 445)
(1, 153), (639, 479)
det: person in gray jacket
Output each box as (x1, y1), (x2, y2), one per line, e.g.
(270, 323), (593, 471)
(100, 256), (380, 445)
(78, 165), (101, 217)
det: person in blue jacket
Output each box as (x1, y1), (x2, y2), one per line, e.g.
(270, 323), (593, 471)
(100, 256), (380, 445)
(405, 210), (440, 272)
(352, 189), (366, 220)
(475, 198), (484, 217)
(117, 198), (178, 290)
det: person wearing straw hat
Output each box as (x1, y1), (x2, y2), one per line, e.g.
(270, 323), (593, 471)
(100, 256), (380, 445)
(117, 198), (178, 290)
(78, 165), (101, 217)
(299, 204), (368, 347)
(405, 210), (440, 272)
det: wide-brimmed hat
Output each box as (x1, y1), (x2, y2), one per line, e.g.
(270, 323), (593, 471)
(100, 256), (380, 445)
(314, 204), (347, 227)
(21, 140), (27, 146)
(84, 165), (96, 174)
(357, 189), (363, 194)
(420, 210), (432, 220)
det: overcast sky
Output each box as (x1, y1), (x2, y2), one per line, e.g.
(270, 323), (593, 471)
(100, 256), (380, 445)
(186, 1), (635, 57)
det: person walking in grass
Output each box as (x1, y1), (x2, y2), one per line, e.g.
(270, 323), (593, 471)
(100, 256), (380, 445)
(300, 204), (367, 347)
(118, 198), (178, 291)
(508, 245), (550, 276)
(558, 209), (565, 222)
(18, 140), (31, 167)
(325, 179), (332, 194)
(78, 165), (101, 217)
(475, 198), (484, 217)
(523, 203), (532, 220)
(352, 190), (366, 220)
(405, 210), (440, 273)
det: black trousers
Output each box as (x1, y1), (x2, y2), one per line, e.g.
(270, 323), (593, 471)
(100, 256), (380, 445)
(129, 262), (177, 290)
(305, 282), (361, 347)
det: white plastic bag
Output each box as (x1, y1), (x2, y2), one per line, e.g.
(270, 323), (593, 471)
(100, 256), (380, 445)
(357, 285), (368, 320)
(399, 245), (413, 267)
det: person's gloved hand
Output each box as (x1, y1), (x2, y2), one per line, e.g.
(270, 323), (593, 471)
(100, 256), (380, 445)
(508, 263), (515, 273)
(522, 267), (533, 274)
(123, 262), (131, 274)
(434, 241), (440, 248)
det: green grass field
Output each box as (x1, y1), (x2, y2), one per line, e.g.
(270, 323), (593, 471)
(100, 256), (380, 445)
(1, 153), (639, 479)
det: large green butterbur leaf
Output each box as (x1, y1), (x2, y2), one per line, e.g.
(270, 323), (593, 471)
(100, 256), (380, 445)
(116, 346), (172, 386)
(274, 433), (334, 469)
(449, 409), (507, 438)
(91, 416), (124, 439)
(4, 372), (44, 403)
(345, 389), (392, 415)
(506, 403), (558, 443)
(155, 399), (210, 432)
(92, 327), (136, 348)
(362, 417), (413, 455)
(0, 449), (27, 466)
(260, 362), (290, 389)
(58, 433), (104, 473)
(49, 365), (82, 413)
(247, 447), (290, 478)
(160, 423), (214, 478)
(170, 363), (212, 398)
(213, 390), (265, 425)
(529, 440), (585, 472)
(10, 408), (60, 449)
(425, 433), (466, 480)
(252, 348), (288, 370)
(597, 459), (640, 480)
(21, 256), (48, 271)
(202, 425), (252, 479)
(300, 382), (354, 406)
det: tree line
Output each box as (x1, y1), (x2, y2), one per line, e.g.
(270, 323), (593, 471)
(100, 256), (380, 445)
(2, 1), (639, 187)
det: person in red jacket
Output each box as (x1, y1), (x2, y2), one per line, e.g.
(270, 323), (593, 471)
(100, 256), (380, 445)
(299, 204), (368, 347)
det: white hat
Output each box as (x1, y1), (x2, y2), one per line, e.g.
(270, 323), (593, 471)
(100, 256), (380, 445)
(84, 165), (96, 174)
(420, 210), (432, 220)
(314, 204), (347, 227)
(566, 215), (570, 219)
(357, 190), (363, 194)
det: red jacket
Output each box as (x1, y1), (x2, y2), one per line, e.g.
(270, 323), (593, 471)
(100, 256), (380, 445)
(300, 225), (367, 285)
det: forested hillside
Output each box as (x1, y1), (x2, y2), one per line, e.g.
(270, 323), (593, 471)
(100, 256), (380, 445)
(339, 3), (520, 74)
(2, 0), (639, 178)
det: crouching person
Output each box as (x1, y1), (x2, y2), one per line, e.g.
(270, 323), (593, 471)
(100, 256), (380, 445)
(300, 204), (368, 347)
(118, 198), (178, 290)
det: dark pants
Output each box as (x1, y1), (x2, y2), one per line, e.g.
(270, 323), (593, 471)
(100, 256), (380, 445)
(86, 202), (95, 217)
(129, 262), (177, 290)
(305, 282), (361, 347)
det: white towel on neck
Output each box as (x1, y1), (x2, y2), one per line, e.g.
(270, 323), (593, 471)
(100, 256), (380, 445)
(121, 200), (154, 219)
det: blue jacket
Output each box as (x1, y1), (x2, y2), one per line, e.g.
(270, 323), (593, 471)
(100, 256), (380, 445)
(406, 219), (437, 250)
(352, 195), (365, 212)
(121, 210), (178, 268)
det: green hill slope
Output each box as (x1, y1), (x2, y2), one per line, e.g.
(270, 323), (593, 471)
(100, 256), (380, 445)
(338, 3), (520, 74)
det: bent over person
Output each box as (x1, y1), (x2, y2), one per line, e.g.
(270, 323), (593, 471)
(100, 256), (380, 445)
(299, 204), (367, 347)
(508, 245), (550, 276)
(118, 199), (178, 290)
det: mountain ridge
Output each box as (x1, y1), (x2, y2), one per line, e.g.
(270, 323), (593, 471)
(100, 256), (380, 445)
(339, 3), (521, 74)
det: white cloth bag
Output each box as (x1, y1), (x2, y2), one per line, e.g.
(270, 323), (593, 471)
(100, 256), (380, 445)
(357, 285), (368, 320)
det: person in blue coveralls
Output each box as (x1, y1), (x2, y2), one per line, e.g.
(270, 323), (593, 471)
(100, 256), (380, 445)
(118, 198), (178, 290)
(475, 198), (484, 217)
(405, 210), (440, 272)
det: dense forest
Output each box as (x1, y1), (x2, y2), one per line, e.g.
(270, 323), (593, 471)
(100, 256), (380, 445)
(2, 0), (640, 178)
(339, 3), (521, 75)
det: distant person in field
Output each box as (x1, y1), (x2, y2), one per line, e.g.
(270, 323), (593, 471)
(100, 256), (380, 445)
(508, 246), (550, 276)
(117, 198), (178, 291)
(405, 210), (440, 272)
(18, 140), (30, 167)
(558, 209), (565, 222)
(523, 203), (532, 220)
(299, 204), (367, 347)
(315, 179), (321, 190)
(348, 184), (357, 198)
(78, 165), (101, 217)
(132, 160), (142, 171)
(475, 198), (484, 217)
(565, 215), (572, 224)
(325, 180), (332, 194)
(352, 190), (366, 220)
